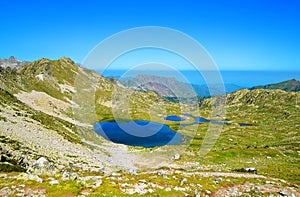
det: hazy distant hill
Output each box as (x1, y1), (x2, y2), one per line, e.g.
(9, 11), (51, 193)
(191, 83), (242, 97)
(0, 56), (30, 70)
(120, 74), (243, 98)
(120, 74), (195, 97)
(250, 79), (300, 92)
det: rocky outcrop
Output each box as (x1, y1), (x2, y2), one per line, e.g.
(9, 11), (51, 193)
(0, 56), (30, 70)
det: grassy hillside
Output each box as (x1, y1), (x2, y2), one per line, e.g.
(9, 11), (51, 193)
(251, 79), (300, 92)
(16, 58), (79, 101)
(183, 89), (300, 183)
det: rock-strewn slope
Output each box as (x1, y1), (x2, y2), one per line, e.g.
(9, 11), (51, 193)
(0, 87), (138, 172)
(0, 58), (144, 172)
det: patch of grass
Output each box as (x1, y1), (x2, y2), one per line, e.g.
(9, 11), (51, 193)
(45, 181), (82, 197)
(0, 115), (7, 122)
(0, 164), (26, 172)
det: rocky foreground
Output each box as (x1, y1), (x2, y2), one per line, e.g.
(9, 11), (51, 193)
(0, 157), (299, 196)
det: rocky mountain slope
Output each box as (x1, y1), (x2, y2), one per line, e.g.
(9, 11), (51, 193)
(0, 56), (30, 70)
(0, 57), (149, 172)
(250, 79), (300, 92)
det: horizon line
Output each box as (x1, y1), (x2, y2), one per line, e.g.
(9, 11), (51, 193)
(96, 68), (300, 72)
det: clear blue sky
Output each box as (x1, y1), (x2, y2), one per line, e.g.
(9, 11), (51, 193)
(0, 0), (299, 70)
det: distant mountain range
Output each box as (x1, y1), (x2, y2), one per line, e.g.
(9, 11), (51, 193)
(120, 74), (300, 99)
(120, 74), (243, 99)
(120, 74), (195, 97)
(0, 56), (30, 70)
(250, 79), (300, 92)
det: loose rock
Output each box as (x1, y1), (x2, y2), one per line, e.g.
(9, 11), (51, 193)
(49, 180), (59, 185)
(173, 154), (180, 160)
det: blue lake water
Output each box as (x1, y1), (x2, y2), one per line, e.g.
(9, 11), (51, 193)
(165, 115), (228, 125)
(179, 115), (243, 126)
(194, 117), (210, 123)
(240, 123), (249, 126)
(166, 115), (227, 126)
(164, 115), (185, 121)
(210, 121), (226, 125)
(94, 120), (183, 148)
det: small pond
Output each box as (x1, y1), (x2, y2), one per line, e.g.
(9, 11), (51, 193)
(94, 120), (183, 148)
(166, 114), (248, 127)
(194, 117), (210, 123)
(164, 115), (185, 121)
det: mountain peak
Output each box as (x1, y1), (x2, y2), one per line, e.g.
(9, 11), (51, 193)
(59, 57), (75, 64)
(8, 56), (18, 62)
(17, 57), (80, 85)
(32, 57), (74, 64)
(0, 56), (29, 69)
(36, 57), (51, 63)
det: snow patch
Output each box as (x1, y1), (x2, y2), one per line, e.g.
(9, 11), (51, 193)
(35, 74), (44, 81)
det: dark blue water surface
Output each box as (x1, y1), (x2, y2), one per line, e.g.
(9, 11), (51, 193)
(94, 120), (183, 148)
(194, 117), (210, 123)
(164, 115), (185, 121)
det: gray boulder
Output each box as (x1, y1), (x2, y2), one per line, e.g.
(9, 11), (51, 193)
(27, 157), (59, 175)
(33, 157), (49, 168)
(49, 180), (59, 185)
(173, 154), (180, 160)
(61, 171), (79, 181)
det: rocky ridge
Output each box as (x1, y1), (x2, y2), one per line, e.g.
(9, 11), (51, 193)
(251, 79), (300, 92)
(0, 56), (30, 70)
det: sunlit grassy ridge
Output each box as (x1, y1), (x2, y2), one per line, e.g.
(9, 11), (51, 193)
(16, 58), (79, 101)
(251, 79), (300, 92)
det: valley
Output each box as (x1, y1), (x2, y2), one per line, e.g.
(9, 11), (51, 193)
(0, 58), (299, 196)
